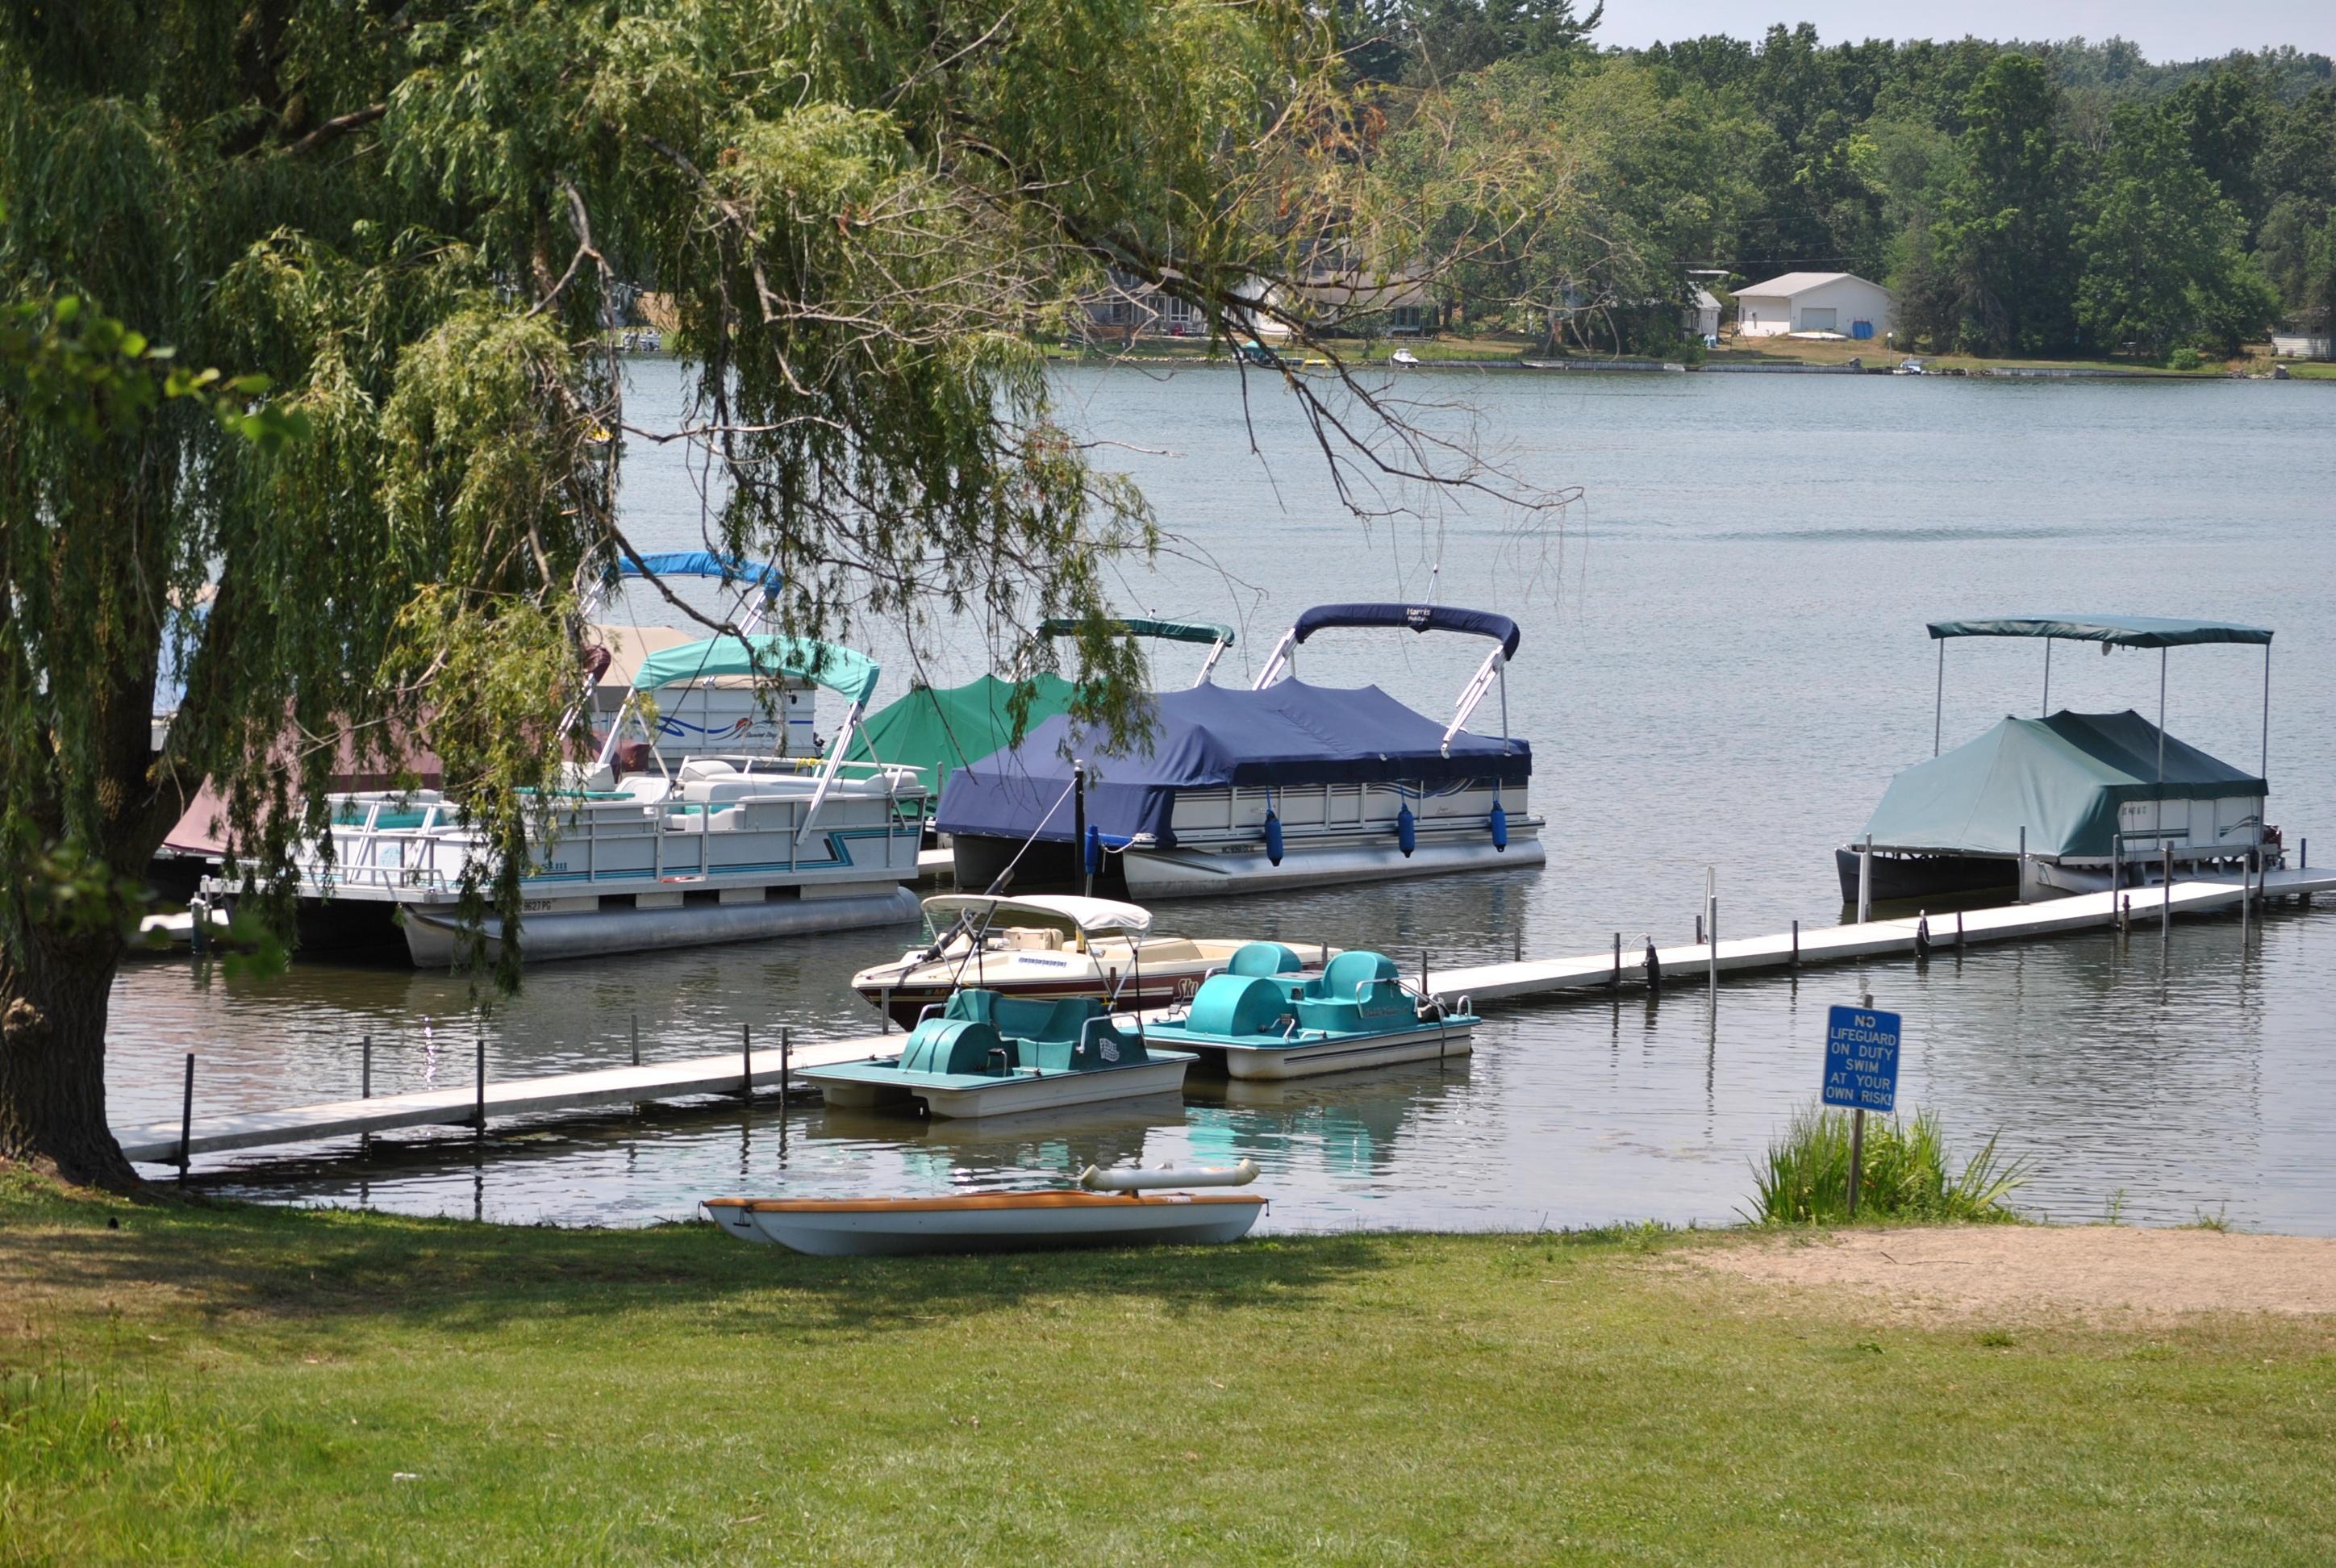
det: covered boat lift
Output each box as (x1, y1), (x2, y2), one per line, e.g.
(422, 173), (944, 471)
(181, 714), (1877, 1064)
(1846, 615), (2277, 911)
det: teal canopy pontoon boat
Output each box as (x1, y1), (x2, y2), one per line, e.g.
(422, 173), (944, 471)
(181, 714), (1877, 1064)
(1144, 945), (1477, 1080)
(1841, 616), (2277, 906)
(838, 616), (1234, 795)
(799, 990), (1193, 1118)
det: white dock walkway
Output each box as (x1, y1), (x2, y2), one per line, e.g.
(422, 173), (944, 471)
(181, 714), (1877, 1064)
(1428, 869), (2332, 1004)
(116, 1031), (896, 1165)
(117, 869), (2330, 1166)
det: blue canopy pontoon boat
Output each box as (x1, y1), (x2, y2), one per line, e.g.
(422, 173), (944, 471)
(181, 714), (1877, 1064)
(936, 603), (1544, 898)
(1840, 616), (2278, 908)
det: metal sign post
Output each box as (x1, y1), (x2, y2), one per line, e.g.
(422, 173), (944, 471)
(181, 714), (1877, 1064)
(1824, 995), (1902, 1220)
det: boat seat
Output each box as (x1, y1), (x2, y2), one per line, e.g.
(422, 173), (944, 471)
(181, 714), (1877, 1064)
(1314, 949), (1398, 999)
(1185, 974), (1295, 1038)
(898, 1019), (1010, 1076)
(678, 758), (740, 782)
(999, 926), (1064, 951)
(1226, 941), (1304, 977)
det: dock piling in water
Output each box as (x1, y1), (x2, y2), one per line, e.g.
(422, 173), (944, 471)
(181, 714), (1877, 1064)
(177, 1053), (194, 1181)
(361, 1035), (372, 1099)
(473, 1030), (486, 1130)
(631, 1012), (640, 1066)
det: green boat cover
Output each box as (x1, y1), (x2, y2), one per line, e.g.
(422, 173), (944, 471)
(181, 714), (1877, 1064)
(631, 634), (881, 709)
(1862, 710), (2267, 858)
(838, 672), (1078, 789)
(1925, 615), (2272, 648)
(1037, 615), (1233, 648)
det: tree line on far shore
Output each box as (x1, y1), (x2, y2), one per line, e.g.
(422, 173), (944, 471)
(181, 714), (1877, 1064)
(1343, 7), (2336, 360)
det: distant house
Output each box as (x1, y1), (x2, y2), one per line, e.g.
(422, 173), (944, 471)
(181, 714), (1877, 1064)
(1079, 268), (1205, 341)
(2271, 312), (2331, 360)
(1732, 272), (1892, 341)
(1683, 287), (1721, 340)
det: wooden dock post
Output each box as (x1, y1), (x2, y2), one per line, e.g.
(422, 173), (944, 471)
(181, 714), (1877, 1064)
(177, 1053), (194, 1182)
(2017, 826), (2027, 905)
(361, 1035), (372, 1099)
(741, 1024), (753, 1100)
(1790, 920), (1800, 966)
(2162, 846), (2173, 936)
(1857, 838), (1872, 924)
(1610, 932), (1621, 989)
(631, 1012), (640, 1066)
(473, 1030), (486, 1130)
(780, 1028), (790, 1111)
(2242, 849), (2252, 944)
(1705, 867), (1718, 999)
(1955, 910), (1965, 951)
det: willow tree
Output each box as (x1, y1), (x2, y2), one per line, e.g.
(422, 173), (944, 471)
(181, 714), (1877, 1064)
(0, 0), (1429, 1188)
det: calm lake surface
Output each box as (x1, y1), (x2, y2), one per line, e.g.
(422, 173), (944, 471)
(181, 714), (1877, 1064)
(108, 363), (2336, 1234)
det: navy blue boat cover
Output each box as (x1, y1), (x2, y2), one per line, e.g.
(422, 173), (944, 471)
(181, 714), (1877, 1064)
(1292, 603), (1521, 661)
(936, 680), (1531, 849)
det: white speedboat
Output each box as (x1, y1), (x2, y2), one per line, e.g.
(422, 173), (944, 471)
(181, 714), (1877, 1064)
(851, 894), (1333, 1027)
(704, 1161), (1263, 1254)
(1390, 348), (1421, 365)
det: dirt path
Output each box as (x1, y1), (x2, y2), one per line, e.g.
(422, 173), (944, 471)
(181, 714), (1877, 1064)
(1690, 1225), (2336, 1323)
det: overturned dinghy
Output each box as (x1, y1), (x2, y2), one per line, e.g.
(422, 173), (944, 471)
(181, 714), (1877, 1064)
(938, 603), (1543, 899)
(1840, 616), (2277, 907)
(704, 1161), (1263, 1255)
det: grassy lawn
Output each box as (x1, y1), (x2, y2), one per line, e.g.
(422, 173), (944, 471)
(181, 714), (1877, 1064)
(3, 1171), (2331, 1564)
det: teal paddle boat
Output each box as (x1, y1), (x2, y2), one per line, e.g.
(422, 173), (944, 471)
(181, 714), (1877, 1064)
(1145, 945), (1476, 1080)
(799, 991), (1192, 1119)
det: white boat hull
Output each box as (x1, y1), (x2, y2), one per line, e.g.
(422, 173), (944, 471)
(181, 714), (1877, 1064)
(1121, 838), (1544, 899)
(811, 1055), (1191, 1120)
(398, 886), (921, 965)
(1199, 1020), (1475, 1080)
(703, 1191), (1266, 1254)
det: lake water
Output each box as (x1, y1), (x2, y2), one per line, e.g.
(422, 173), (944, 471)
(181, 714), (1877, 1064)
(106, 362), (2336, 1234)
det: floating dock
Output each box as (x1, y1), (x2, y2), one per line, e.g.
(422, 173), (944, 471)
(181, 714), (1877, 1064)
(116, 869), (2330, 1167)
(1427, 869), (2329, 1005)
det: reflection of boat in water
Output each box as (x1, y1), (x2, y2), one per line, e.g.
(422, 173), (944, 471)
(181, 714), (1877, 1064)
(1146, 948), (1475, 1080)
(1839, 616), (2277, 909)
(940, 603), (1544, 898)
(849, 895), (1332, 1028)
(800, 991), (1191, 1119)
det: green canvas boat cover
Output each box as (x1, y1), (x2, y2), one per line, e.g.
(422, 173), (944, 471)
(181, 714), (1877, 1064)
(1037, 615), (1233, 648)
(838, 672), (1078, 789)
(1925, 615), (2272, 648)
(631, 635), (881, 709)
(1862, 710), (2267, 858)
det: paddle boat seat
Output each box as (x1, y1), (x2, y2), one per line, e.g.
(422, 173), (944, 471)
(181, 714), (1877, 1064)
(1182, 949), (1415, 1040)
(1225, 940), (1306, 977)
(897, 989), (1148, 1077)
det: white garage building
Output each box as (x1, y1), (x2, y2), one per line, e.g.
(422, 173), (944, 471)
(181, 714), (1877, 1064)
(1732, 272), (1892, 341)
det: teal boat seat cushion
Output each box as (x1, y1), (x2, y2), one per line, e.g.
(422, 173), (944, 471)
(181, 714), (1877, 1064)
(936, 989), (1137, 1070)
(1186, 974), (1295, 1038)
(1227, 941), (1304, 977)
(1317, 949), (1399, 999)
(899, 1019), (1008, 1076)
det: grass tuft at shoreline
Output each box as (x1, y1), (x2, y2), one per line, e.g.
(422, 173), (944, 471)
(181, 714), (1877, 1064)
(2, 1170), (2330, 1563)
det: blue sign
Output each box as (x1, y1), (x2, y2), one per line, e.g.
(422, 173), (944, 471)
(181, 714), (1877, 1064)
(1824, 1004), (1902, 1113)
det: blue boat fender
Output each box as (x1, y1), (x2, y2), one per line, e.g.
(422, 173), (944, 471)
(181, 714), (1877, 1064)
(1083, 823), (1103, 878)
(1264, 810), (1284, 865)
(1490, 801), (1508, 852)
(1396, 803), (1416, 858)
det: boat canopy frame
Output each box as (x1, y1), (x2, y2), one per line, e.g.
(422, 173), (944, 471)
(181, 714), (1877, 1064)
(1921, 614), (2274, 796)
(596, 632), (886, 844)
(1036, 615), (1236, 686)
(1254, 602), (1522, 756)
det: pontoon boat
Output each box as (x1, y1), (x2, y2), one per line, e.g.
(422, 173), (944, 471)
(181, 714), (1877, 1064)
(937, 603), (1544, 897)
(1839, 616), (2277, 908)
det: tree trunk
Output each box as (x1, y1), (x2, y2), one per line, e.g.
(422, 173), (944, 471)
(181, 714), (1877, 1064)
(0, 928), (141, 1191)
